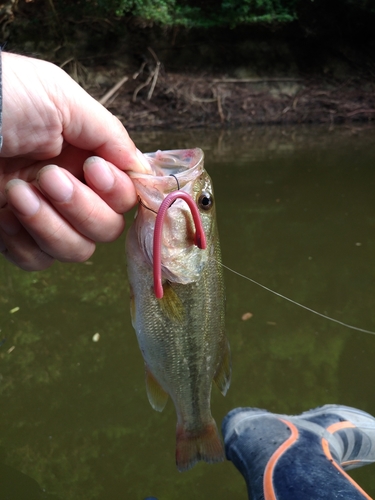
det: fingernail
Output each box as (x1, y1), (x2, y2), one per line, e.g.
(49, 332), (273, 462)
(135, 149), (152, 174)
(37, 165), (74, 202)
(0, 211), (22, 236)
(83, 156), (115, 191)
(5, 180), (41, 217)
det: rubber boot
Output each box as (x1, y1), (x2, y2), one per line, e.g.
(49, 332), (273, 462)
(222, 404), (375, 500)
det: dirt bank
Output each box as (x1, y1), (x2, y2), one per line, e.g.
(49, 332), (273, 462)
(5, 10), (375, 131)
(81, 64), (375, 130)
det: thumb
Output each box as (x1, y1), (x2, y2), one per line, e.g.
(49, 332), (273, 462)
(54, 68), (151, 173)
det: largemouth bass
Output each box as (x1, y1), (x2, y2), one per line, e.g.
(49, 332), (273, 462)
(126, 148), (231, 472)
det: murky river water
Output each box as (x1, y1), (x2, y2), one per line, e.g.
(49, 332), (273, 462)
(0, 125), (374, 499)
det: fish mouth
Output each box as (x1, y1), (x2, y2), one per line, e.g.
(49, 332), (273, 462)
(145, 148), (204, 178)
(128, 148), (204, 196)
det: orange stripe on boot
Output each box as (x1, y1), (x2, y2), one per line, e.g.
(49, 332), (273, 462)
(321, 438), (374, 500)
(327, 421), (355, 434)
(264, 419), (299, 500)
(327, 421), (363, 469)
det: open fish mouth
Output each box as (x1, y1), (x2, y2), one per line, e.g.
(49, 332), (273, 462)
(144, 148), (204, 178)
(128, 148), (205, 213)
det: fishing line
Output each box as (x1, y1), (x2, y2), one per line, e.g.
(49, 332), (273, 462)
(217, 260), (375, 335)
(137, 196), (157, 214)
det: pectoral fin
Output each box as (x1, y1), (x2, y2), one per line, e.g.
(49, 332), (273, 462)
(159, 281), (185, 323)
(145, 364), (169, 412)
(213, 339), (231, 396)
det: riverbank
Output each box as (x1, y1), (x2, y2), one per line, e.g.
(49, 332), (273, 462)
(85, 67), (375, 130)
(4, 9), (375, 131)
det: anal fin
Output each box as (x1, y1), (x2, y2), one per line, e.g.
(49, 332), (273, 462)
(145, 364), (169, 412)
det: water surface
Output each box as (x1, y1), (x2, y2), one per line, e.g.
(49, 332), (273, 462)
(0, 125), (374, 499)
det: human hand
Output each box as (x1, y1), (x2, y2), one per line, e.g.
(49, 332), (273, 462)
(0, 52), (150, 271)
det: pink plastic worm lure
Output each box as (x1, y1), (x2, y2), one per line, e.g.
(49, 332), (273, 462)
(153, 190), (207, 299)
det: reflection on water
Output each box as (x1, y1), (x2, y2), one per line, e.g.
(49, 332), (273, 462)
(0, 125), (374, 499)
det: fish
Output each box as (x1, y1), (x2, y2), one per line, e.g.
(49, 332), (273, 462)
(125, 148), (231, 472)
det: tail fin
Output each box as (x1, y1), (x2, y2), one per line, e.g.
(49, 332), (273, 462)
(176, 420), (225, 472)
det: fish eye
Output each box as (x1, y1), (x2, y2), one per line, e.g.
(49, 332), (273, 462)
(198, 191), (213, 211)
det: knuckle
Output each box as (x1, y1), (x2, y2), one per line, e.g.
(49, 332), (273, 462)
(36, 220), (95, 263)
(2, 246), (54, 271)
(73, 201), (123, 243)
(97, 219), (124, 243)
(60, 242), (95, 263)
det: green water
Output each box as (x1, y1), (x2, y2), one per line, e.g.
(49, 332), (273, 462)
(0, 125), (374, 499)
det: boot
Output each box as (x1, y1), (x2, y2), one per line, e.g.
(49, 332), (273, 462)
(222, 404), (375, 500)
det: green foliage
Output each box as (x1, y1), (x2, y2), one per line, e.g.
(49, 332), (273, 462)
(53, 0), (298, 27)
(113, 0), (375, 30)
(4, 0), (374, 52)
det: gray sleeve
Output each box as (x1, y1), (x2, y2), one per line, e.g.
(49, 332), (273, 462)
(0, 47), (2, 151)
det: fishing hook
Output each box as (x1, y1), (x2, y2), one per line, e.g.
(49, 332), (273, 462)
(137, 174), (180, 213)
(169, 174), (180, 190)
(167, 174), (180, 208)
(153, 191), (207, 299)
